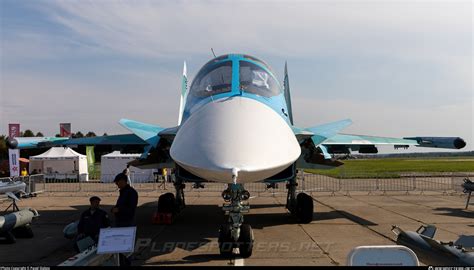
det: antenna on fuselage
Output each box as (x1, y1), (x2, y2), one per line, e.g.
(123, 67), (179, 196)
(211, 48), (217, 58)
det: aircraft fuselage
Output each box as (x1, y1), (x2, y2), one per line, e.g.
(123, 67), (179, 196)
(170, 54), (301, 183)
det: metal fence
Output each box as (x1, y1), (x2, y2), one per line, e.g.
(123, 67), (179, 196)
(1, 172), (472, 197)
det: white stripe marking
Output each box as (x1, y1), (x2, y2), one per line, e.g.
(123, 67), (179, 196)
(232, 248), (245, 266)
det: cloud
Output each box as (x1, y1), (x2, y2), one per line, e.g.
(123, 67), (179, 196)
(1, 0), (472, 151)
(21, 1), (470, 59)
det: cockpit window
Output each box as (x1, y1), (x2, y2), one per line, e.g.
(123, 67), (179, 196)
(189, 61), (232, 98)
(239, 61), (281, 97)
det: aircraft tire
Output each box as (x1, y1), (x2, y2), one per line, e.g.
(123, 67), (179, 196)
(158, 193), (176, 214)
(238, 224), (254, 258)
(296, 193), (313, 224)
(218, 225), (234, 258)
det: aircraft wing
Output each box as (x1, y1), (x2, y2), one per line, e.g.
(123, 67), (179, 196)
(323, 133), (418, 147)
(322, 134), (466, 152)
(7, 119), (179, 166)
(8, 134), (148, 149)
(294, 119), (466, 169)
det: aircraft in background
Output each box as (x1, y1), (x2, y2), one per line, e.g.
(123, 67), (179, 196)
(7, 54), (466, 258)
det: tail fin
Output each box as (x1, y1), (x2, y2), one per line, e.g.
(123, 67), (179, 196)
(284, 62), (294, 125)
(178, 61), (188, 125)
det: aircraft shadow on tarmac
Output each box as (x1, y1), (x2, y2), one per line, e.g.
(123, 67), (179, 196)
(131, 201), (378, 265)
(4, 200), (378, 264)
(433, 207), (474, 219)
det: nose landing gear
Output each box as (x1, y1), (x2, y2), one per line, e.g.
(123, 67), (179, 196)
(218, 183), (254, 258)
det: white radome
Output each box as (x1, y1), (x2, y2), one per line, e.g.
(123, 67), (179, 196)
(171, 97), (301, 183)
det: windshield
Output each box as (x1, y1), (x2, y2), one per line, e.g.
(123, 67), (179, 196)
(189, 61), (232, 98)
(239, 61), (281, 97)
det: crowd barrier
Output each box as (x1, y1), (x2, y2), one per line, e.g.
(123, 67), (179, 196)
(0, 172), (472, 197)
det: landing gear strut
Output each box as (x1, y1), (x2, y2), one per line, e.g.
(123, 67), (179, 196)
(286, 177), (313, 223)
(174, 177), (186, 211)
(218, 181), (254, 258)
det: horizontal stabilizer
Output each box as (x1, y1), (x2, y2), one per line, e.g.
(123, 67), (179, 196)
(305, 119), (353, 146)
(119, 118), (164, 146)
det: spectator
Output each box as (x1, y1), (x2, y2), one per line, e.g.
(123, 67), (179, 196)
(111, 173), (138, 266)
(111, 173), (138, 227)
(76, 196), (110, 248)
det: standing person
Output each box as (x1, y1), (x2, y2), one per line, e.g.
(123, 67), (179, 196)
(111, 173), (138, 266)
(162, 168), (167, 183)
(158, 168), (167, 190)
(112, 172), (138, 227)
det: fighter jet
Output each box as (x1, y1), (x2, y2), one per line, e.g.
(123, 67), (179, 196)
(7, 54), (467, 257)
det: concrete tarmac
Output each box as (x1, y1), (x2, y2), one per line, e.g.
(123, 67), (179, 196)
(0, 190), (472, 266)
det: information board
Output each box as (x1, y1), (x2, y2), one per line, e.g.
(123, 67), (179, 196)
(97, 227), (136, 254)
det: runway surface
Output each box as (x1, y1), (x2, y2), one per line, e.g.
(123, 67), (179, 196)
(0, 190), (472, 266)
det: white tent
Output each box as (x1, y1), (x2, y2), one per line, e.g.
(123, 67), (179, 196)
(100, 151), (157, 183)
(29, 147), (89, 181)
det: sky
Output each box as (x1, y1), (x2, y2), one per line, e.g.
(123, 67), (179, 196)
(1, 0), (472, 153)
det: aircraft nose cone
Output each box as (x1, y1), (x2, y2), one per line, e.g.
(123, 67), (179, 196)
(170, 97), (301, 183)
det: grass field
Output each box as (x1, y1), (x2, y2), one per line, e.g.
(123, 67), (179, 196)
(305, 157), (474, 178)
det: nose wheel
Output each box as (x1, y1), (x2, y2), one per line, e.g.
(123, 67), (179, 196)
(295, 193), (313, 223)
(219, 183), (254, 258)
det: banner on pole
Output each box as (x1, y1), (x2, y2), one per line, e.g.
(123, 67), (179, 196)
(8, 149), (20, 177)
(8, 124), (21, 177)
(86, 146), (96, 175)
(8, 124), (20, 138)
(60, 123), (72, 137)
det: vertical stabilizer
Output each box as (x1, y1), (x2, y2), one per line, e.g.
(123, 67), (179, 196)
(284, 62), (294, 125)
(178, 61), (188, 125)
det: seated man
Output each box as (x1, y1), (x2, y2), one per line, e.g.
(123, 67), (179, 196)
(77, 196), (110, 245)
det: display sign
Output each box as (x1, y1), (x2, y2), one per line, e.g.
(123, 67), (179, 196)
(97, 227), (136, 254)
(9, 149), (20, 177)
(8, 124), (20, 177)
(60, 123), (72, 137)
(8, 124), (20, 138)
(347, 245), (419, 266)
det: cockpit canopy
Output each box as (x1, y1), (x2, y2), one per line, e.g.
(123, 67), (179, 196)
(239, 61), (280, 97)
(190, 61), (232, 98)
(187, 55), (281, 108)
